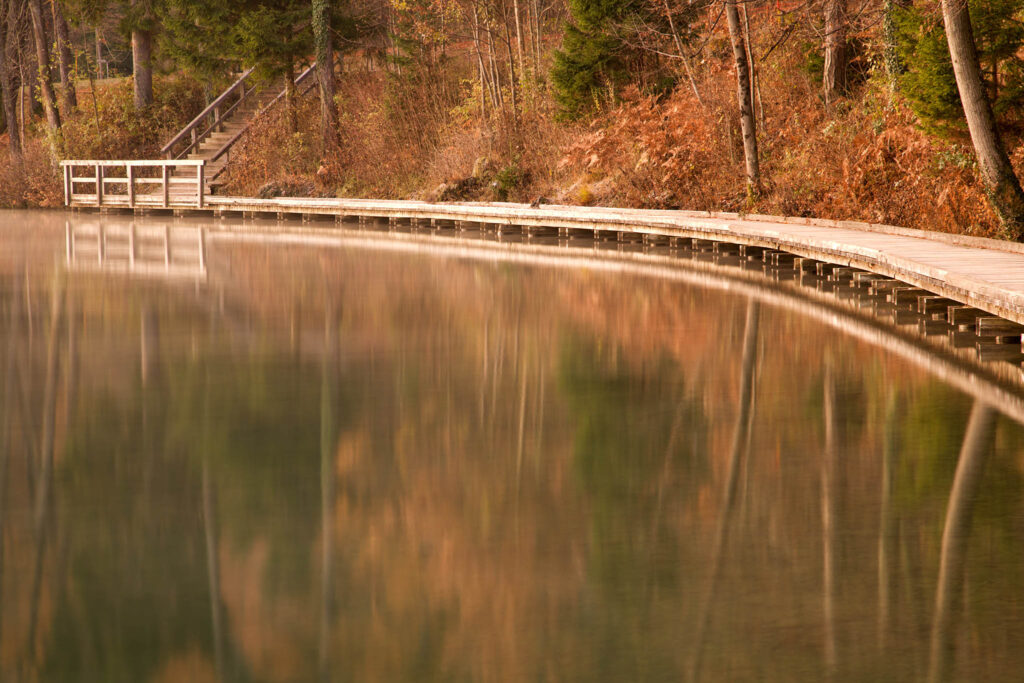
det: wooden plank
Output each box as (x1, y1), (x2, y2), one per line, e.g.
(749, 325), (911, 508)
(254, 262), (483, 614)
(919, 296), (958, 316)
(793, 257), (819, 272)
(162, 166), (169, 208)
(127, 165), (135, 208)
(949, 306), (986, 327)
(977, 317), (1024, 336)
(61, 159), (205, 167)
(197, 165), (205, 208)
(63, 164), (70, 206)
(890, 287), (929, 306)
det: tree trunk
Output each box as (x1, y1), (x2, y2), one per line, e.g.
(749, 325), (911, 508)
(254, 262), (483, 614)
(26, 0), (63, 150)
(823, 0), (848, 103)
(725, 0), (759, 193)
(471, 4), (490, 119)
(51, 0), (76, 113)
(313, 0), (339, 153)
(882, 0), (903, 87)
(513, 0), (525, 82)
(95, 26), (103, 78)
(941, 0), (1024, 239)
(132, 29), (153, 109)
(285, 62), (297, 134)
(0, 0), (21, 157)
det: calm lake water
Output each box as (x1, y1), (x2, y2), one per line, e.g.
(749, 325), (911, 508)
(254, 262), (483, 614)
(3, 210), (1024, 682)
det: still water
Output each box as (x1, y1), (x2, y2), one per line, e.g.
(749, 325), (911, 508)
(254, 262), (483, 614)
(3, 211), (1024, 682)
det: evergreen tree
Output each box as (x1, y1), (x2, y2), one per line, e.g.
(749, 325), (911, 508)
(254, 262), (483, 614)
(551, 0), (689, 119)
(896, 0), (1024, 136)
(159, 0), (312, 82)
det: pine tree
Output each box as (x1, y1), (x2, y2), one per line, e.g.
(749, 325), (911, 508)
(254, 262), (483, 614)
(896, 0), (1024, 136)
(551, 0), (688, 118)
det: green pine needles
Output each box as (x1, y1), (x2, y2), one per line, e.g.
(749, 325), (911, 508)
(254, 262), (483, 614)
(552, 0), (696, 119)
(895, 0), (1024, 137)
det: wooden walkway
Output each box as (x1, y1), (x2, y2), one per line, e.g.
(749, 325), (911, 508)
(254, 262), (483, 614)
(62, 176), (1024, 333)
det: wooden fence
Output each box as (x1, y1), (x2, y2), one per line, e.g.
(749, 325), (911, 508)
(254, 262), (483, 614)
(61, 160), (206, 209)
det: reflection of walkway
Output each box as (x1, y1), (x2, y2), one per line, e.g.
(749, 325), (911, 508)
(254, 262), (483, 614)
(203, 225), (1024, 425)
(66, 220), (206, 280)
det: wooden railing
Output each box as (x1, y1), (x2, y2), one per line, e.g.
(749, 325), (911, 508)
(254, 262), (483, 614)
(161, 67), (256, 160)
(61, 160), (206, 209)
(207, 62), (318, 182)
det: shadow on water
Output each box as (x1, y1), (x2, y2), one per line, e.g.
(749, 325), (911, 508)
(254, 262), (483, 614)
(1, 211), (1023, 681)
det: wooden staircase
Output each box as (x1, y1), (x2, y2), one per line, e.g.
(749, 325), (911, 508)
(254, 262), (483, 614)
(161, 64), (318, 194)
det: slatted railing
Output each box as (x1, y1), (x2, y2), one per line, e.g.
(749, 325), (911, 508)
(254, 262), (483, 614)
(206, 62), (318, 182)
(61, 160), (206, 209)
(161, 67), (256, 160)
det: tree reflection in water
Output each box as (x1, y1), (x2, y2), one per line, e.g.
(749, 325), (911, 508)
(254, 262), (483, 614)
(0, 219), (1023, 682)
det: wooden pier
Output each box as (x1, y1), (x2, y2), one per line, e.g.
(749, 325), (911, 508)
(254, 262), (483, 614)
(61, 159), (1024, 331)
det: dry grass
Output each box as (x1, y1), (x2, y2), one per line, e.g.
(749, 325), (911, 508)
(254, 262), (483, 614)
(558, 47), (1007, 237)
(5, 40), (1023, 240)
(0, 139), (62, 208)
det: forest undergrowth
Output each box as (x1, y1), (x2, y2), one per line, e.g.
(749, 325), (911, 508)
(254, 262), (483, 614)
(2, 48), (1018, 239)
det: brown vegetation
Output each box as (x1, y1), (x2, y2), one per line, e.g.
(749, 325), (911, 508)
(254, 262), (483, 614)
(3, 0), (1024, 238)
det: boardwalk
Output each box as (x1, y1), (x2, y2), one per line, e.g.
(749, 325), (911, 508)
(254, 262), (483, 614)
(61, 178), (1024, 325)
(58, 157), (1024, 333)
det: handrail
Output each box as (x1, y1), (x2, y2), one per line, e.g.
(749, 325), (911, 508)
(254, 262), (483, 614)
(171, 82), (260, 161)
(161, 67), (256, 156)
(208, 62), (318, 175)
(61, 159), (206, 209)
(60, 159), (205, 167)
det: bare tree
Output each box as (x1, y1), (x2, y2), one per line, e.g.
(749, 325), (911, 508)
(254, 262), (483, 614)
(823, 0), (847, 103)
(725, 0), (759, 193)
(51, 0), (76, 113)
(0, 0), (21, 157)
(26, 0), (63, 150)
(941, 0), (1024, 239)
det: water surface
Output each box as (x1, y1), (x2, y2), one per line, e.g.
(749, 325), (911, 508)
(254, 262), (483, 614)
(2, 210), (1024, 682)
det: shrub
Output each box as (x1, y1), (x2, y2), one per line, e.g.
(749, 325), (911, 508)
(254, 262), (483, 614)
(64, 74), (206, 160)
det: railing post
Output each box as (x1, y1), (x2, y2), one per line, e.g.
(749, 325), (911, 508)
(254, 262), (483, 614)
(127, 163), (135, 208)
(96, 164), (104, 206)
(197, 164), (205, 208)
(214, 105), (221, 132)
(63, 164), (70, 206)
(162, 164), (170, 208)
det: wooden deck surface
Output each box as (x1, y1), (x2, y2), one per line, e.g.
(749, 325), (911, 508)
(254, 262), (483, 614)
(68, 194), (1024, 325)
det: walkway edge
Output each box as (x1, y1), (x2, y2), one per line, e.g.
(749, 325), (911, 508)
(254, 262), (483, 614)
(69, 195), (1024, 326)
